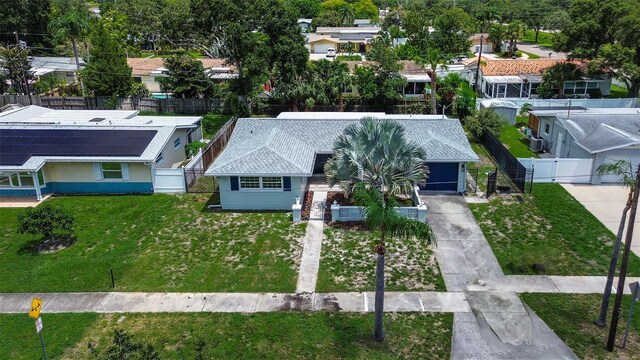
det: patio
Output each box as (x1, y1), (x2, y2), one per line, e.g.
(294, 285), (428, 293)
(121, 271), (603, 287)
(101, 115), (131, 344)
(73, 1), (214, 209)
(0, 195), (51, 208)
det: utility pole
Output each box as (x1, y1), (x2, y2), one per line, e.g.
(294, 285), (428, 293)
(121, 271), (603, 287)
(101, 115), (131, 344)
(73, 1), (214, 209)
(14, 31), (32, 105)
(474, 35), (484, 94)
(607, 165), (640, 351)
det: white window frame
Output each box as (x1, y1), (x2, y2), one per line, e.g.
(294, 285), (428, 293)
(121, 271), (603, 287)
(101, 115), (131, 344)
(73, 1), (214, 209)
(544, 123), (551, 135)
(173, 137), (182, 150)
(239, 176), (260, 190)
(0, 170), (45, 188)
(238, 176), (284, 191)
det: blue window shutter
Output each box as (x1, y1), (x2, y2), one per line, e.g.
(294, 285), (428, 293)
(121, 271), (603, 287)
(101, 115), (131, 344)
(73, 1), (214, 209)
(230, 176), (239, 191)
(283, 177), (291, 191)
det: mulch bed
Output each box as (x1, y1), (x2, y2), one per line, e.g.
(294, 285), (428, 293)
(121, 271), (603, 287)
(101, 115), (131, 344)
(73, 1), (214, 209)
(325, 221), (370, 231)
(301, 191), (313, 220)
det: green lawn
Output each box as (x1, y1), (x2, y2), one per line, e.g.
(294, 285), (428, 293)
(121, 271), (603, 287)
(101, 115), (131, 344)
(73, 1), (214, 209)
(608, 84), (629, 98)
(522, 293), (639, 359)
(0, 313), (452, 359)
(0, 313), (98, 360)
(469, 183), (640, 275)
(499, 126), (539, 159)
(521, 30), (555, 49)
(202, 113), (232, 138)
(0, 194), (306, 292)
(317, 226), (445, 292)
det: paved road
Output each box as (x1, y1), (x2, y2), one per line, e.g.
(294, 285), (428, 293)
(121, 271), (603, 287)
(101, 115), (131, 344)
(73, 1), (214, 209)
(518, 43), (567, 59)
(423, 194), (577, 360)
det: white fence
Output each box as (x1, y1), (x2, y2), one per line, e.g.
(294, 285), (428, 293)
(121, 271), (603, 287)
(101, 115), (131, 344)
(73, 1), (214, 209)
(329, 204), (427, 222)
(518, 158), (593, 183)
(482, 98), (639, 112)
(153, 168), (186, 193)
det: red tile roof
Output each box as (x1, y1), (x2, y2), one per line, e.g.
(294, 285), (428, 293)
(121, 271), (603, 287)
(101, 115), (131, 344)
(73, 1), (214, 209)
(480, 59), (566, 76)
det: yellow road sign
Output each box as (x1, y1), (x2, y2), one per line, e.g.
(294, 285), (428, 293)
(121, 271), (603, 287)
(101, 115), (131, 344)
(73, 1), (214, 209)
(29, 298), (42, 319)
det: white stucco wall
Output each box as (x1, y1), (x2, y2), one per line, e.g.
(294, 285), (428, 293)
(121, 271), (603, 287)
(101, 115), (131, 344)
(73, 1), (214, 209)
(155, 129), (189, 168)
(43, 162), (152, 182)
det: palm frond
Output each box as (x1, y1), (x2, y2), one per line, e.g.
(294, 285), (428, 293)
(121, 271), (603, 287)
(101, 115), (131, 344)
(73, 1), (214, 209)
(597, 160), (636, 188)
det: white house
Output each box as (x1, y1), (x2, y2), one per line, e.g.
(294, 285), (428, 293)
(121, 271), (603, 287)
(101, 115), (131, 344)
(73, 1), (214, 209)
(0, 106), (203, 200)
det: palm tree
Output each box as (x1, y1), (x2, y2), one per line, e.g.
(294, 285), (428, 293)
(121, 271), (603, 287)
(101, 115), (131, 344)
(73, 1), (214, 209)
(325, 61), (351, 111)
(504, 21), (526, 57)
(325, 118), (430, 197)
(49, 0), (90, 96)
(415, 49), (450, 115)
(324, 118), (435, 342)
(595, 160), (637, 327)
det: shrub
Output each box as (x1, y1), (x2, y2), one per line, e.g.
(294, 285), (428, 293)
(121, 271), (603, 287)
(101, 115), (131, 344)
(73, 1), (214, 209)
(17, 205), (75, 242)
(464, 109), (508, 141)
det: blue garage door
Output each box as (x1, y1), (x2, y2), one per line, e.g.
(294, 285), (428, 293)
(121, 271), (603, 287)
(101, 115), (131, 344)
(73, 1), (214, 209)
(420, 162), (459, 191)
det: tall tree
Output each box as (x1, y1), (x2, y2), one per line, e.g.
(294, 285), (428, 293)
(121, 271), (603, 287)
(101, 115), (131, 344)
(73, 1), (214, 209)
(82, 17), (132, 96)
(0, 0), (51, 48)
(504, 20), (526, 57)
(0, 45), (33, 95)
(49, 0), (90, 95)
(159, 55), (218, 98)
(114, 0), (162, 50)
(536, 62), (582, 99)
(415, 49), (449, 115)
(554, 0), (640, 97)
(324, 118), (435, 342)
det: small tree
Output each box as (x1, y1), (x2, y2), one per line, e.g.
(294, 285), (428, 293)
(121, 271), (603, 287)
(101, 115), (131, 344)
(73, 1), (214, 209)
(464, 109), (508, 141)
(17, 206), (75, 243)
(536, 62), (582, 99)
(158, 54), (218, 99)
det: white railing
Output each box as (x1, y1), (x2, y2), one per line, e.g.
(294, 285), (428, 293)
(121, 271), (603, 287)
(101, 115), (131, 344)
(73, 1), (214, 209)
(329, 203), (427, 222)
(479, 98), (639, 111)
(518, 158), (593, 184)
(153, 168), (186, 193)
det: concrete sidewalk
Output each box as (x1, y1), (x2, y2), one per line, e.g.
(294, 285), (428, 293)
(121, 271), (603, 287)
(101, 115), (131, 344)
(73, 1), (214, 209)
(0, 291), (470, 314)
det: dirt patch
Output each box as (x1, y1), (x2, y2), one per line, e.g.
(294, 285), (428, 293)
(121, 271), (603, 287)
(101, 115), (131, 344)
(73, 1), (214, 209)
(277, 294), (313, 311)
(36, 235), (77, 254)
(301, 191), (313, 220)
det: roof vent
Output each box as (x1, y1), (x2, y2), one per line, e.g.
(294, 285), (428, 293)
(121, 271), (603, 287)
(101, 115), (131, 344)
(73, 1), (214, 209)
(89, 117), (106, 123)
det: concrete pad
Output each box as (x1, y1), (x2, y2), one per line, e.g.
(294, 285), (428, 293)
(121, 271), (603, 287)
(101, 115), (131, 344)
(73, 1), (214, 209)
(200, 293), (259, 312)
(255, 293), (313, 312)
(96, 293), (160, 313)
(146, 293), (208, 312)
(491, 276), (559, 293)
(364, 292), (423, 312)
(295, 191), (326, 293)
(428, 214), (487, 240)
(313, 293), (364, 312)
(466, 291), (532, 346)
(44, 293), (110, 312)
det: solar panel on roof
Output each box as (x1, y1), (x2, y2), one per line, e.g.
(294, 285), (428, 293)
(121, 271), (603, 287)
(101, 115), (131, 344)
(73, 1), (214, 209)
(0, 128), (157, 166)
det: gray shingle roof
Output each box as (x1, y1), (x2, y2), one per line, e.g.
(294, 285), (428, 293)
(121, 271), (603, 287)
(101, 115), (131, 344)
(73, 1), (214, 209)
(557, 113), (640, 153)
(206, 117), (479, 176)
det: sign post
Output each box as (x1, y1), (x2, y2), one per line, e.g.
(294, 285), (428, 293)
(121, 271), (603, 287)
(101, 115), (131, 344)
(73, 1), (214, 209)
(28, 298), (47, 360)
(622, 281), (640, 348)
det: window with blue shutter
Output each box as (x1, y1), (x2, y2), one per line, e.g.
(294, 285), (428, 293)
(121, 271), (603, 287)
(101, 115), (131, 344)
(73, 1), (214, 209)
(230, 176), (239, 191)
(283, 177), (291, 191)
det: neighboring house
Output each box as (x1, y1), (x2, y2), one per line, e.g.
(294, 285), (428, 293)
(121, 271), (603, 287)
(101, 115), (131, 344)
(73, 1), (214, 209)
(30, 57), (85, 85)
(127, 58), (235, 94)
(528, 108), (640, 183)
(478, 59), (611, 99)
(354, 19), (373, 27)
(205, 112), (479, 210)
(0, 106), (203, 200)
(470, 33), (495, 54)
(343, 60), (432, 98)
(478, 99), (519, 125)
(308, 27), (381, 54)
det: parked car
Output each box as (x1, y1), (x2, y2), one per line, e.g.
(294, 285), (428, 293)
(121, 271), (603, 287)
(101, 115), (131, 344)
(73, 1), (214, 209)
(326, 48), (336, 58)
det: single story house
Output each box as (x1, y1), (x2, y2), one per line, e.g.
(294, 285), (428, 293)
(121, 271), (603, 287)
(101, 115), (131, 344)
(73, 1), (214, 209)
(205, 112), (479, 210)
(528, 108), (640, 183)
(0, 105), (203, 200)
(30, 57), (85, 85)
(127, 58), (236, 94)
(308, 27), (381, 54)
(478, 59), (611, 99)
(343, 61), (432, 98)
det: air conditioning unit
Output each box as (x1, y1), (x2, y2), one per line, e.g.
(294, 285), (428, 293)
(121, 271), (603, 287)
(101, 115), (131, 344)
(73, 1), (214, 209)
(529, 137), (543, 152)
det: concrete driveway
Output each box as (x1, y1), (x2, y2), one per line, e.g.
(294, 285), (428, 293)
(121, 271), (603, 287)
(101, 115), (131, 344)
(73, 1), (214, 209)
(561, 184), (640, 257)
(517, 43), (567, 59)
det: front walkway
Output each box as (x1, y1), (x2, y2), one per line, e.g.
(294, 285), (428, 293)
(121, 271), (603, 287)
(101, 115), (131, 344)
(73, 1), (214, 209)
(562, 184), (640, 257)
(423, 194), (577, 360)
(296, 191), (327, 293)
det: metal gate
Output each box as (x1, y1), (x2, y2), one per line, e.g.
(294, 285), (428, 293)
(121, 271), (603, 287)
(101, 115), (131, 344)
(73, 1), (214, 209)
(487, 169), (498, 197)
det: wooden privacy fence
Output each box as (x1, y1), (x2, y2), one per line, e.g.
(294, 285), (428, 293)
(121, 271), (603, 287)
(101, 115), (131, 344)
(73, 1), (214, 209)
(0, 95), (223, 114)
